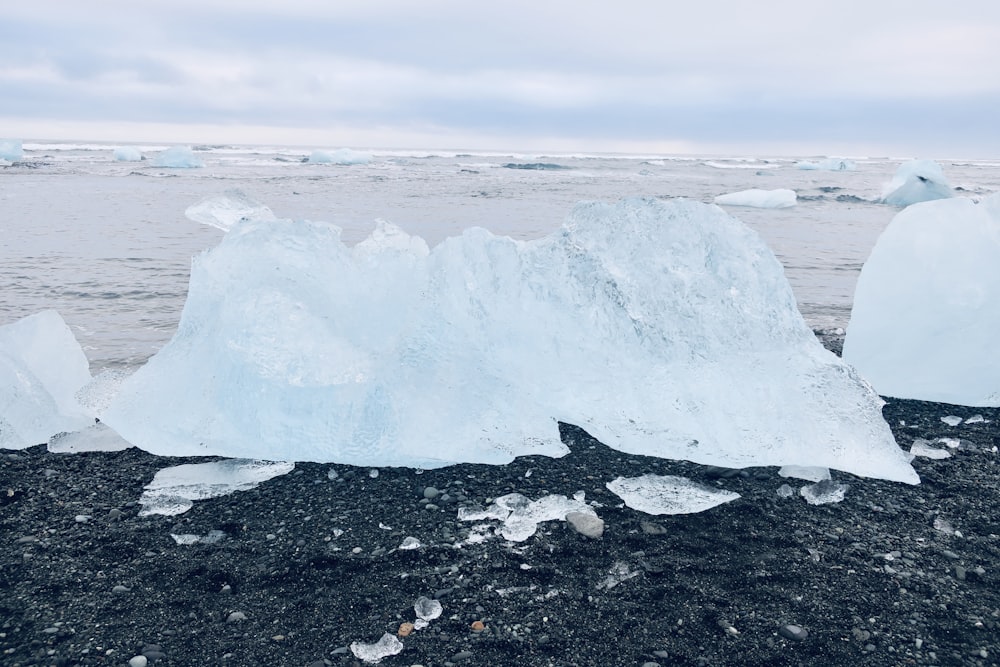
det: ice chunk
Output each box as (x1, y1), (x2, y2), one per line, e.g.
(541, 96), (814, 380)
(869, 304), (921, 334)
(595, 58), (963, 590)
(75, 368), (131, 416)
(714, 188), (796, 208)
(185, 190), (276, 232)
(778, 466), (830, 482)
(350, 633), (403, 663)
(0, 138), (23, 162)
(113, 146), (143, 162)
(398, 536), (421, 550)
(909, 438), (951, 459)
(880, 159), (952, 206)
(940, 415), (963, 426)
(307, 148), (371, 165)
(799, 479), (849, 505)
(170, 530), (227, 545)
(137, 459), (295, 516)
(606, 474), (740, 515)
(843, 195), (1000, 406)
(414, 596), (442, 621)
(797, 158), (856, 171)
(458, 492), (595, 542)
(0, 311), (93, 448)
(103, 198), (916, 483)
(48, 422), (132, 453)
(151, 146), (204, 168)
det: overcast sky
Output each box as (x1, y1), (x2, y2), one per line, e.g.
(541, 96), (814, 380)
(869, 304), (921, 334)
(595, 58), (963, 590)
(3, 1), (999, 156)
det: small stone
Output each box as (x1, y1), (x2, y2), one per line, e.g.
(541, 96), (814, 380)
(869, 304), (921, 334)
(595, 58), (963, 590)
(778, 624), (808, 641)
(451, 650), (473, 662)
(220, 584), (233, 595)
(954, 566), (967, 581)
(423, 487), (440, 500)
(112, 585), (131, 594)
(226, 611), (247, 623)
(128, 657), (148, 667)
(74, 514), (92, 523)
(107, 508), (123, 521)
(271, 635), (285, 642)
(470, 621), (485, 632)
(566, 511), (604, 539)
(641, 663), (660, 667)
(640, 521), (668, 535)
(398, 622), (414, 637)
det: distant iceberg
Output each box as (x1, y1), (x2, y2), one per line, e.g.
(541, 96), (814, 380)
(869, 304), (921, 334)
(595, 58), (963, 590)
(113, 146), (144, 162)
(843, 194), (1000, 406)
(152, 146), (204, 168)
(880, 159), (952, 206)
(797, 158), (856, 171)
(307, 148), (371, 165)
(101, 196), (916, 483)
(0, 138), (23, 162)
(0, 311), (93, 448)
(714, 188), (797, 209)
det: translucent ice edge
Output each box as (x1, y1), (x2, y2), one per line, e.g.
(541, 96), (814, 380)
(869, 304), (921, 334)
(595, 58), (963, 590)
(138, 459), (295, 516)
(457, 492), (595, 542)
(606, 474), (740, 515)
(350, 633), (403, 663)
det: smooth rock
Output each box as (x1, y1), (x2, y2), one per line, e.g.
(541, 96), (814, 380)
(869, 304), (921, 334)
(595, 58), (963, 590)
(128, 657), (148, 667)
(778, 624), (808, 641)
(566, 511), (605, 539)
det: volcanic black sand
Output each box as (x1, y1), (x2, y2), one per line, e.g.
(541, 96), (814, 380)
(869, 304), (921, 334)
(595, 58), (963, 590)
(2, 368), (999, 666)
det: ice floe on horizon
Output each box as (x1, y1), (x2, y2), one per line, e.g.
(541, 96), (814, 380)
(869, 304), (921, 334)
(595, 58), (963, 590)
(307, 148), (372, 165)
(1, 138), (23, 162)
(797, 158), (856, 171)
(151, 146), (204, 168)
(714, 188), (797, 209)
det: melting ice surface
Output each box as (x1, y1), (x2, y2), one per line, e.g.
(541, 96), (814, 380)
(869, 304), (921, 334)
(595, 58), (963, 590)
(843, 195), (1000, 406)
(350, 633), (403, 664)
(102, 196), (917, 483)
(138, 459), (295, 516)
(714, 188), (797, 209)
(151, 146), (204, 168)
(606, 475), (740, 515)
(880, 160), (953, 206)
(0, 311), (93, 448)
(458, 492), (596, 542)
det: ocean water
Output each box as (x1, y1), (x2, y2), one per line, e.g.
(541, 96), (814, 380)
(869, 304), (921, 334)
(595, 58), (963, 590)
(2, 142), (998, 372)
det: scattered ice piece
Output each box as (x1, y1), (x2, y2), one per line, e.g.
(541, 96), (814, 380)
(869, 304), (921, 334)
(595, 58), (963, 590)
(48, 422), (131, 453)
(185, 190), (275, 232)
(797, 158), (856, 171)
(413, 619), (429, 630)
(170, 530), (227, 545)
(965, 414), (986, 424)
(596, 561), (640, 590)
(307, 148), (372, 165)
(152, 146), (204, 168)
(607, 474), (740, 515)
(880, 160), (953, 206)
(349, 633), (403, 664)
(778, 466), (830, 482)
(843, 195), (1000, 407)
(909, 439), (951, 460)
(457, 493), (595, 542)
(327, 468), (339, 480)
(714, 188), (797, 208)
(414, 596), (442, 621)
(776, 484), (794, 498)
(0, 138), (23, 162)
(113, 146), (143, 162)
(138, 459), (295, 516)
(0, 311), (93, 448)
(171, 534), (201, 545)
(398, 536), (421, 550)
(933, 516), (957, 535)
(368, 469), (379, 478)
(941, 416), (963, 426)
(938, 437), (961, 449)
(378, 522), (392, 530)
(799, 479), (849, 505)
(102, 197), (916, 483)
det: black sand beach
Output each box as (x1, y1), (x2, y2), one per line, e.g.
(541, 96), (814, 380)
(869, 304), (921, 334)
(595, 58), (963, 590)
(2, 355), (998, 667)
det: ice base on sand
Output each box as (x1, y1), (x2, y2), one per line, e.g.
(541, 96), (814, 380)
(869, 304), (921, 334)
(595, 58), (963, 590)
(843, 195), (1000, 406)
(138, 459), (295, 516)
(48, 422), (132, 453)
(799, 479), (849, 505)
(350, 633), (403, 663)
(796, 158), (856, 171)
(778, 465), (830, 482)
(103, 196), (916, 483)
(0, 311), (93, 448)
(714, 188), (797, 208)
(909, 438), (952, 460)
(152, 146), (204, 168)
(606, 475), (740, 515)
(880, 159), (952, 206)
(1, 138), (23, 162)
(113, 146), (143, 162)
(307, 148), (371, 165)
(458, 492), (595, 542)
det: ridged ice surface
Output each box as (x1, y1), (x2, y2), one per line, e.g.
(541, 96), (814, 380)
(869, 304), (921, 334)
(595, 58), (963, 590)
(102, 197), (917, 482)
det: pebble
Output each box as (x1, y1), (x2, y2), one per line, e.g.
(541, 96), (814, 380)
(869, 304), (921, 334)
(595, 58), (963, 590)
(226, 611), (247, 623)
(450, 650), (473, 662)
(640, 521), (668, 535)
(423, 487), (440, 500)
(470, 621), (485, 632)
(398, 622), (414, 637)
(778, 624), (808, 641)
(128, 657), (148, 667)
(566, 511), (604, 539)
(112, 585), (131, 594)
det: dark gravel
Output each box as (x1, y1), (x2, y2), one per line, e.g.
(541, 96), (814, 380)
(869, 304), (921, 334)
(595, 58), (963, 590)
(2, 362), (999, 666)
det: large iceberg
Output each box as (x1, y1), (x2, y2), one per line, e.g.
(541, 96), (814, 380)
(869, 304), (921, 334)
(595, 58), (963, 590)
(102, 197), (917, 483)
(714, 188), (797, 209)
(880, 160), (952, 206)
(0, 138), (23, 162)
(152, 146), (204, 168)
(843, 195), (1000, 406)
(0, 311), (93, 448)
(113, 146), (144, 162)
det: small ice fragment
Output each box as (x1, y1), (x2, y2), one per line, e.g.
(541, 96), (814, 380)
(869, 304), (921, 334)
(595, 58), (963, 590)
(965, 414), (986, 424)
(413, 618), (429, 630)
(185, 190), (275, 232)
(910, 439), (951, 459)
(573, 490), (586, 502)
(941, 416), (962, 426)
(171, 534), (201, 545)
(778, 466), (830, 482)
(327, 468), (339, 480)
(933, 516), (956, 535)
(369, 469), (379, 478)
(414, 596), (442, 621)
(378, 522), (392, 530)
(138, 459), (294, 516)
(776, 484), (794, 498)
(799, 479), (849, 505)
(938, 437), (961, 449)
(398, 536), (421, 550)
(606, 474), (740, 515)
(349, 633), (403, 663)
(596, 561), (640, 590)
(170, 529), (227, 545)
